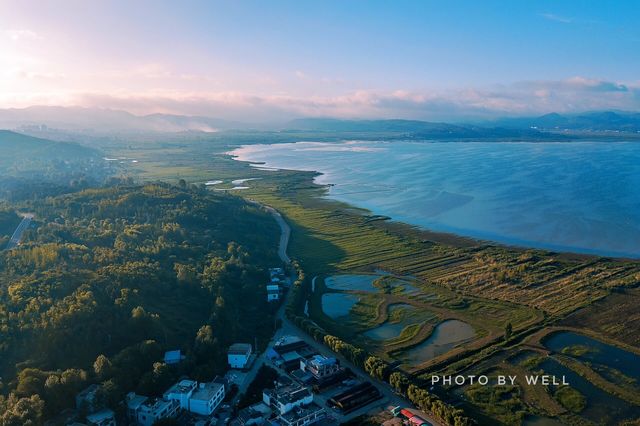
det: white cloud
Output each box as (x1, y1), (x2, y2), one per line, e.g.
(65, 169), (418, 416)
(2, 77), (639, 121)
(5, 29), (42, 41)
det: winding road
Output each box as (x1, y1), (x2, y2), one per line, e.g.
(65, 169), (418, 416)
(5, 213), (33, 250)
(240, 202), (443, 425)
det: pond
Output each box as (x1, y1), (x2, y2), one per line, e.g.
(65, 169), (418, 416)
(364, 304), (418, 340)
(398, 319), (475, 363)
(324, 274), (420, 294)
(321, 293), (360, 319)
(543, 331), (640, 382)
(538, 358), (638, 424)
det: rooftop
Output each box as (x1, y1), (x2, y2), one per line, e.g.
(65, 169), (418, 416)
(191, 381), (224, 402)
(228, 343), (252, 355)
(278, 403), (324, 422)
(86, 409), (115, 423)
(309, 354), (336, 367)
(265, 382), (312, 405)
(164, 349), (182, 364)
(126, 392), (148, 410)
(165, 379), (197, 396)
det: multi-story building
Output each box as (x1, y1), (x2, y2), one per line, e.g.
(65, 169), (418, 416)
(126, 392), (179, 426)
(163, 379), (197, 410)
(276, 403), (325, 426)
(300, 355), (341, 381)
(262, 382), (313, 416)
(189, 381), (225, 416)
(228, 343), (253, 369)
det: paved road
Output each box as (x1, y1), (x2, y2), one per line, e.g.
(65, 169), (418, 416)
(231, 204), (293, 401)
(5, 214), (33, 250)
(236, 203), (443, 425)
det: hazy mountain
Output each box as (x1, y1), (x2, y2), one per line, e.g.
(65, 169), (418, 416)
(0, 106), (246, 134)
(284, 118), (546, 139)
(493, 111), (640, 132)
(0, 130), (99, 167)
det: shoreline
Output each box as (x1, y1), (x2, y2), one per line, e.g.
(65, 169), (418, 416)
(229, 143), (639, 261)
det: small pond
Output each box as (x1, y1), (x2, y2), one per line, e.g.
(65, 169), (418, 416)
(399, 319), (475, 363)
(321, 293), (360, 319)
(325, 274), (419, 294)
(364, 304), (418, 340)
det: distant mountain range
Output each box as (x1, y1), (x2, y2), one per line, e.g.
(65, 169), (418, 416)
(283, 118), (547, 139)
(491, 111), (640, 132)
(0, 130), (99, 167)
(0, 106), (639, 137)
(0, 106), (244, 134)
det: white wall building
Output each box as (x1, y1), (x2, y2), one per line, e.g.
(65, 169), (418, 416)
(263, 383), (313, 416)
(129, 396), (179, 426)
(163, 379), (197, 410)
(189, 381), (225, 415)
(267, 285), (280, 302)
(228, 343), (252, 369)
(300, 355), (341, 380)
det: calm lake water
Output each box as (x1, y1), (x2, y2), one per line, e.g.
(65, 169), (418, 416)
(232, 141), (640, 257)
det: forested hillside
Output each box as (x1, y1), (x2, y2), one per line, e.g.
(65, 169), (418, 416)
(0, 131), (112, 201)
(0, 183), (280, 423)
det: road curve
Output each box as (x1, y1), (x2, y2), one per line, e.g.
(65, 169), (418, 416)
(244, 202), (443, 425)
(5, 214), (34, 250)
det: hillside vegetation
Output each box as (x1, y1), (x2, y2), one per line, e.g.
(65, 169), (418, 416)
(0, 183), (280, 422)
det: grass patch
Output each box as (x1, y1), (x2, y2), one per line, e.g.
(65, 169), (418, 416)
(554, 386), (586, 414)
(561, 344), (593, 357)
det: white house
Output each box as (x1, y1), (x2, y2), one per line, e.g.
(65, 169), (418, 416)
(276, 403), (325, 426)
(263, 382), (313, 416)
(300, 355), (341, 380)
(267, 284), (280, 302)
(228, 343), (252, 369)
(189, 381), (225, 415)
(163, 379), (197, 410)
(129, 396), (179, 426)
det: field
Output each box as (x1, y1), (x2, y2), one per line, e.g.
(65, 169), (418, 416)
(110, 134), (640, 425)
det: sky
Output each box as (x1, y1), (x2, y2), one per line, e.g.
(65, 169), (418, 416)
(1, 0), (639, 121)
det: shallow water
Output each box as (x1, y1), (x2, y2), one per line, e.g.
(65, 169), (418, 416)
(321, 293), (359, 319)
(539, 358), (638, 424)
(399, 319), (475, 363)
(325, 273), (419, 294)
(232, 140), (640, 257)
(364, 304), (417, 340)
(543, 331), (640, 382)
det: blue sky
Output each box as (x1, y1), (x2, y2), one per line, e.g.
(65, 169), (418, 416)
(1, 0), (638, 120)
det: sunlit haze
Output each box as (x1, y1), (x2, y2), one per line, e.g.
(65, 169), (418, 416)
(1, 0), (639, 121)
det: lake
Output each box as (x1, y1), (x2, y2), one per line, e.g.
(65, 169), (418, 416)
(232, 140), (640, 257)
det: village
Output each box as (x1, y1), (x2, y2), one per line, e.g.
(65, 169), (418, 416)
(65, 268), (433, 426)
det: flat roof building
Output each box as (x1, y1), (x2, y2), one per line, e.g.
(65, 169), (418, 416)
(189, 381), (225, 416)
(164, 379), (197, 410)
(228, 343), (253, 369)
(275, 402), (325, 426)
(263, 382), (313, 416)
